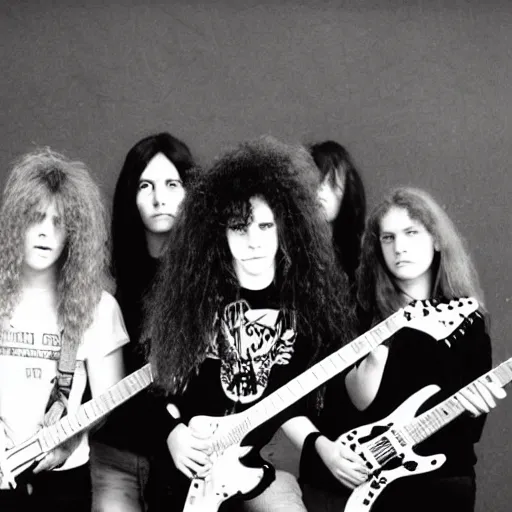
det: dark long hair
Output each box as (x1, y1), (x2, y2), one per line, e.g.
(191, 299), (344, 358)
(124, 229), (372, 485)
(309, 141), (366, 283)
(145, 136), (355, 394)
(111, 133), (195, 310)
(357, 187), (484, 323)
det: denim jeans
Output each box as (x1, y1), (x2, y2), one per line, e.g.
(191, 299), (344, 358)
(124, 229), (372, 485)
(243, 470), (307, 512)
(90, 441), (150, 512)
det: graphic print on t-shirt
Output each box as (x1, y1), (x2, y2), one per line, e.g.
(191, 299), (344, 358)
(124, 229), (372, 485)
(214, 299), (296, 403)
(0, 329), (61, 360)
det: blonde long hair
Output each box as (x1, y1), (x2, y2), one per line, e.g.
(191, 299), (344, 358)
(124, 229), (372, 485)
(0, 148), (109, 349)
(357, 187), (484, 322)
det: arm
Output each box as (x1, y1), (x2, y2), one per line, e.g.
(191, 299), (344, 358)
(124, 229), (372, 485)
(282, 416), (368, 490)
(34, 347), (126, 473)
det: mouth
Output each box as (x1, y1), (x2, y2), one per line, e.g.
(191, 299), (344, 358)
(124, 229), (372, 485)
(34, 245), (51, 251)
(152, 213), (173, 218)
(395, 260), (411, 267)
(242, 256), (265, 261)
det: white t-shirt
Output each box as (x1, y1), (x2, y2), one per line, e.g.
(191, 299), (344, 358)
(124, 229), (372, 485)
(0, 290), (129, 470)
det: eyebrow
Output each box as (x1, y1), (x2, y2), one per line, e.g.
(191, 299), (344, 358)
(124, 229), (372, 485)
(138, 178), (182, 183)
(381, 224), (419, 234)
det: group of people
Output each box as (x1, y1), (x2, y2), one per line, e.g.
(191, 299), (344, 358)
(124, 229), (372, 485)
(0, 133), (505, 512)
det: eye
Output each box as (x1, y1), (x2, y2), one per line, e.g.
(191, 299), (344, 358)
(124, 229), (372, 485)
(406, 229), (418, 236)
(138, 181), (152, 191)
(228, 223), (247, 233)
(259, 222), (275, 230)
(167, 180), (183, 189)
(380, 234), (393, 244)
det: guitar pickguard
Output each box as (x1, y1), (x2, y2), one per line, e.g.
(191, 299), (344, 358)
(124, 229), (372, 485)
(341, 386), (447, 512)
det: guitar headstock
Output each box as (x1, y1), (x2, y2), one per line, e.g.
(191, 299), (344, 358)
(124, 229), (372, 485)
(397, 297), (479, 340)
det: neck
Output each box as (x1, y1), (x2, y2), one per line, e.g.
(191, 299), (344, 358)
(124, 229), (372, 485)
(236, 267), (275, 291)
(21, 265), (58, 293)
(145, 231), (168, 258)
(397, 271), (433, 301)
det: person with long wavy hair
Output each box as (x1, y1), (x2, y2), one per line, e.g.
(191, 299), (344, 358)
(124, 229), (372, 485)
(143, 136), (355, 511)
(91, 132), (196, 512)
(299, 187), (505, 512)
(309, 140), (366, 284)
(0, 148), (127, 511)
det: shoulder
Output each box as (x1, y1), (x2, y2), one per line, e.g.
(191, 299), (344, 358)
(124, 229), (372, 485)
(78, 291), (129, 359)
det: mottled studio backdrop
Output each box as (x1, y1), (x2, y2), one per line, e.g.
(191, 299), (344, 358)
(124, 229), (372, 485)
(1, 1), (511, 510)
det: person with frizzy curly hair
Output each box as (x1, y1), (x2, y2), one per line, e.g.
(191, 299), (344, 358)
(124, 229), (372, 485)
(0, 148), (127, 511)
(142, 136), (357, 511)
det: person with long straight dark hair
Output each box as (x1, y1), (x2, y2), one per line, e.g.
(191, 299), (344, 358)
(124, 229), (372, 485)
(309, 140), (366, 284)
(299, 187), (505, 512)
(91, 132), (196, 512)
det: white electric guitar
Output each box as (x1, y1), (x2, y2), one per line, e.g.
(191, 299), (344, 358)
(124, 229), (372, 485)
(0, 364), (153, 487)
(182, 298), (480, 512)
(343, 354), (512, 512)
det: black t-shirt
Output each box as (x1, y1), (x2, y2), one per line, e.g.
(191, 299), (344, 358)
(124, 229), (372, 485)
(148, 284), (315, 510)
(301, 310), (492, 493)
(165, 284), (313, 448)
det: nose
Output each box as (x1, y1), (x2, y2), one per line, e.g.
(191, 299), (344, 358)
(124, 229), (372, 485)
(247, 225), (262, 249)
(37, 215), (54, 238)
(394, 234), (406, 254)
(152, 183), (167, 207)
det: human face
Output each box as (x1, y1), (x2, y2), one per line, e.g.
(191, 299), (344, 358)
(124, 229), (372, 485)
(226, 196), (279, 289)
(379, 206), (436, 291)
(23, 201), (67, 274)
(136, 153), (185, 234)
(317, 169), (344, 222)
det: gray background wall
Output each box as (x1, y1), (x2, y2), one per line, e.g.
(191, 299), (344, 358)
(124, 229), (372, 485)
(1, 1), (510, 510)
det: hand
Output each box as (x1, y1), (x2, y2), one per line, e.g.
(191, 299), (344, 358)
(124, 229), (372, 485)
(457, 379), (507, 417)
(316, 435), (369, 490)
(167, 423), (212, 479)
(33, 435), (82, 473)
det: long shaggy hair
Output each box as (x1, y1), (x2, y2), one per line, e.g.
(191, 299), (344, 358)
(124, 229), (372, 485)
(111, 133), (195, 310)
(309, 141), (366, 283)
(357, 187), (484, 322)
(145, 136), (355, 394)
(0, 148), (109, 350)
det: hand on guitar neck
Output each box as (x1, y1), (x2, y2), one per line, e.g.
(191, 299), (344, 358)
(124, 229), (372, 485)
(456, 378), (506, 416)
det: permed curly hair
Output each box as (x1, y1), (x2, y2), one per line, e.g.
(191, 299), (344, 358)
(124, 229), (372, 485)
(0, 148), (109, 350)
(145, 136), (355, 394)
(357, 187), (485, 323)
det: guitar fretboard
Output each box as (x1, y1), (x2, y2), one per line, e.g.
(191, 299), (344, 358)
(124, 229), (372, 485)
(400, 358), (512, 445)
(213, 312), (404, 450)
(39, 364), (153, 451)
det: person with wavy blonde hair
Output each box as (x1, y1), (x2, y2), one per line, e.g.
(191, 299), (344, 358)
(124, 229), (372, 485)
(0, 148), (127, 511)
(300, 187), (504, 512)
(357, 187), (484, 323)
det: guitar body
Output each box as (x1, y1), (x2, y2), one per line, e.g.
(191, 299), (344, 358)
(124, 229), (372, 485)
(183, 413), (275, 512)
(342, 385), (447, 512)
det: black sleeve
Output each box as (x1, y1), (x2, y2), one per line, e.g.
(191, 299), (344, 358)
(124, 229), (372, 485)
(448, 312), (493, 443)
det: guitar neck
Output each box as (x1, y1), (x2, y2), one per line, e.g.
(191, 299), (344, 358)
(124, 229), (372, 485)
(39, 364), (153, 451)
(215, 312), (403, 449)
(401, 358), (512, 446)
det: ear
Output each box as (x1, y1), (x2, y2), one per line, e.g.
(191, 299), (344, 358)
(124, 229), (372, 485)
(434, 240), (440, 251)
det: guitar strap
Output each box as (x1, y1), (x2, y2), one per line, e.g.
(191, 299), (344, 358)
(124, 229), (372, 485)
(44, 333), (79, 426)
